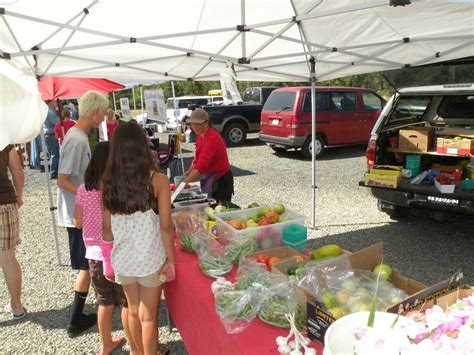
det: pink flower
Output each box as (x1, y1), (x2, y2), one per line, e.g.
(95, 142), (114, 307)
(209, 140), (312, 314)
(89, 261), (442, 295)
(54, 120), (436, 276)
(464, 295), (474, 307)
(412, 331), (429, 344)
(439, 316), (465, 333)
(425, 306), (446, 331)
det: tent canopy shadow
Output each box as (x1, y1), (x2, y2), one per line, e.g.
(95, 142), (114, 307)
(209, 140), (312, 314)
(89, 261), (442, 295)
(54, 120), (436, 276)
(273, 144), (366, 161)
(310, 218), (474, 286)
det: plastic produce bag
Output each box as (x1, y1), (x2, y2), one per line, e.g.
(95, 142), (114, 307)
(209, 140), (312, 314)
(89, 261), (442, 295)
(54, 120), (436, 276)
(172, 208), (207, 253)
(258, 280), (305, 330)
(192, 232), (233, 278)
(223, 235), (259, 265)
(234, 257), (268, 290)
(297, 254), (352, 298)
(319, 269), (408, 317)
(214, 288), (260, 334)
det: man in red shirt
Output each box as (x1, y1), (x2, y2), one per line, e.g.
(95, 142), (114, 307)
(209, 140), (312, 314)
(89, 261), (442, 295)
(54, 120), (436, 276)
(184, 108), (234, 202)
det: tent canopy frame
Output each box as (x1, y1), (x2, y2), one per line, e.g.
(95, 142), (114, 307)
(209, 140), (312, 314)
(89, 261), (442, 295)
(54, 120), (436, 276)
(3, 0), (472, 82)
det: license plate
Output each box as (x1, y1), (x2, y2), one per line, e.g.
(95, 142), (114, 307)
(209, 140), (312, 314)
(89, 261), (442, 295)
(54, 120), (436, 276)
(272, 119), (279, 125)
(426, 196), (459, 206)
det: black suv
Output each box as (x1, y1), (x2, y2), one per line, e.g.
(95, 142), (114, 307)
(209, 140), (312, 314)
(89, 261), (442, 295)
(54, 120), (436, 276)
(361, 83), (474, 221)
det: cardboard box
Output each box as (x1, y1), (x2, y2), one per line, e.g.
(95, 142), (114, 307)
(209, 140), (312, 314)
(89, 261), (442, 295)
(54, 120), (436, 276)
(385, 271), (465, 314)
(399, 126), (434, 152)
(436, 137), (474, 156)
(247, 246), (306, 263)
(364, 173), (400, 189)
(434, 178), (456, 193)
(426, 285), (473, 309)
(437, 126), (474, 138)
(306, 243), (463, 345)
(369, 166), (402, 177)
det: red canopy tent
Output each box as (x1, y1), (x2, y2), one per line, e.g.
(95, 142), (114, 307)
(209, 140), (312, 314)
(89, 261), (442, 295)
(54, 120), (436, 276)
(38, 76), (125, 100)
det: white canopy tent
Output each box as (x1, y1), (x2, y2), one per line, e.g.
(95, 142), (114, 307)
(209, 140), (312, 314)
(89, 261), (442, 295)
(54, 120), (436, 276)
(2, 0), (473, 82)
(1, 0), (473, 263)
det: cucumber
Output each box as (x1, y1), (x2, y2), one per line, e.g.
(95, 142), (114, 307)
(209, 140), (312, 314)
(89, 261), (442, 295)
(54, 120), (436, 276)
(287, 265), (299, 275)
(310, 244), (342, 260)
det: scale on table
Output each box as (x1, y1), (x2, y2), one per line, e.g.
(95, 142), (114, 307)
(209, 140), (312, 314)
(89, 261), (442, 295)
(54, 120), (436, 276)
(171, 183), (214, 208)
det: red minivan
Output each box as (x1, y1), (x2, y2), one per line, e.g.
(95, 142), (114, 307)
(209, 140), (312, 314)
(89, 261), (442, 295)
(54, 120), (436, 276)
(259, 87), (385, 158)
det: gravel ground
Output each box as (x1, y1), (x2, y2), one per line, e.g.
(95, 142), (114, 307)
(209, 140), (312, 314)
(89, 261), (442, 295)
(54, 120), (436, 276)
(1, 133), (473, 353)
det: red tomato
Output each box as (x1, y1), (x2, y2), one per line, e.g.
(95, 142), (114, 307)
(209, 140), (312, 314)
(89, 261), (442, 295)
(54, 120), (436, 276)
(258, 218), (272, 226)
(265, 210), (279, 223)
(256, 253), (269, 264)
(294, 255), (305, 263)
(267, 256), (281, 271)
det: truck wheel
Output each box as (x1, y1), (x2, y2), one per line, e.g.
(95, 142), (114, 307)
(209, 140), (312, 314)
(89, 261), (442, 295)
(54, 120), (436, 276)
(223, 122), (247, 146)
(301, 135), (325, 159)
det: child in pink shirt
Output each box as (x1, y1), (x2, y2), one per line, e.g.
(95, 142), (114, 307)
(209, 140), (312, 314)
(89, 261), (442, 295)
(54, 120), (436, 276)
(74, 141), (132, 354)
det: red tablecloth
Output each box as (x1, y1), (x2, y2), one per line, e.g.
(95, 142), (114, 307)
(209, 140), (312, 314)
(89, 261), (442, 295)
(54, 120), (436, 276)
(164, 246), (324, 355)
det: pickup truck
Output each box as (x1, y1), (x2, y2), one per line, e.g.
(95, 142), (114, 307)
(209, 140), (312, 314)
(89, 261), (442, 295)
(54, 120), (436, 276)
(203, 86), (277, 146)
(360, 83), (474, 221)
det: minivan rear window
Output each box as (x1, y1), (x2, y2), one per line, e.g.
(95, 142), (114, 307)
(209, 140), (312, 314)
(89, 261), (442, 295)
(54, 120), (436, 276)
(438, 95), (474, 119)
(263, 92), (296, 112)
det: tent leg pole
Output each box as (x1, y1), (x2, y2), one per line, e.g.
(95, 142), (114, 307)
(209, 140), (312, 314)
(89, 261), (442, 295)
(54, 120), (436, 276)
(140, 85), (145, 128)
(112, 92), (116, 112)
(132, 86), (137, 111)
(310, 57), (317, 230)
(241, 0), (246, 58)
(40, 131), (63, 266)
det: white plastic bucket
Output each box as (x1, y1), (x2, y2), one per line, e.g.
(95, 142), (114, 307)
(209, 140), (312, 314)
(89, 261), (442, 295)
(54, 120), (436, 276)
(323, 311), (413, 355)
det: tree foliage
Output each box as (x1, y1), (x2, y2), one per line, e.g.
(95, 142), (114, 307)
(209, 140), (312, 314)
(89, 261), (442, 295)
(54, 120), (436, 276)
(110, 63), (473, 108)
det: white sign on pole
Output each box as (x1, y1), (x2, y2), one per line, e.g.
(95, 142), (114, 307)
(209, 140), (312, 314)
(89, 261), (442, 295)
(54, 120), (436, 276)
(144, 89), (167, 124)
(120, 97), (131, 119)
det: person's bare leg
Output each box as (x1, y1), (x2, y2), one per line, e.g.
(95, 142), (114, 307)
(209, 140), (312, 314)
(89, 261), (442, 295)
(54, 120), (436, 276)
(121, 306), (140, 354)
(0, 249), (23, 315)
(123, 283), (144, 354)
(138, 285), (161, 355)
(75, 269), (91, 292)
(97, 305), (118, 354)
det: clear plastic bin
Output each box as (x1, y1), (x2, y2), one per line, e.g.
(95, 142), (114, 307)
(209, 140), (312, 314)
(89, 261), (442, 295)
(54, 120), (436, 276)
(215, 207), (306, 250)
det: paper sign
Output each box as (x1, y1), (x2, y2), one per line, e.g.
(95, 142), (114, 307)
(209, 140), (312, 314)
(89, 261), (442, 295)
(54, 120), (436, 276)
(145, 89), (167, 123)
(120, 98), (130, 119)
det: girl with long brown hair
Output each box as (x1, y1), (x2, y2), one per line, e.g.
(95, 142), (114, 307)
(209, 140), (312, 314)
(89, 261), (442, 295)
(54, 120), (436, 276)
(101, 121), (175, 355)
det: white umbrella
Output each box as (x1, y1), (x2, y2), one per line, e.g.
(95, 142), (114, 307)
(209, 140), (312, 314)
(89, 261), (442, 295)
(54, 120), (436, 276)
(0, 59), (47, 150)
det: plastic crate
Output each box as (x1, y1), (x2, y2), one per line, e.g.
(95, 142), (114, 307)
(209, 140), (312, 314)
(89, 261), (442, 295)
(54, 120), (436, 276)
(215, 207), (306, 250)
(283, 239), (307, 253)
(282, 224), (307, 252)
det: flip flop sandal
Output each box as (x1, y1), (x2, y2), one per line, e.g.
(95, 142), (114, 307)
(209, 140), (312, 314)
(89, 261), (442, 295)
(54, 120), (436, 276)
(97, 336), (127, 355)
(3, 304), (26, 320)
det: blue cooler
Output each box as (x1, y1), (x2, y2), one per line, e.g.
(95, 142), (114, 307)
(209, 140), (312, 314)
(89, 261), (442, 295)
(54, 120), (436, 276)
(282, 224), (307, 252)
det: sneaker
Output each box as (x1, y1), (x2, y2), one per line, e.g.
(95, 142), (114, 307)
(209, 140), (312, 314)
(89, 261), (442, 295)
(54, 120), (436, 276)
(66, 313), (97, 338)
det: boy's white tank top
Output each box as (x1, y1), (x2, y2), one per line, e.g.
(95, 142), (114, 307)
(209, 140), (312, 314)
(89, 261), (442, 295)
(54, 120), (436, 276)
(111, 208), (167, 277)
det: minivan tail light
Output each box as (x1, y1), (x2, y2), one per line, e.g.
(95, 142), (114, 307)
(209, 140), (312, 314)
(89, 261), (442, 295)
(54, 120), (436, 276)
(291, 114), (299, 128)
(366, 135), (377, 170)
